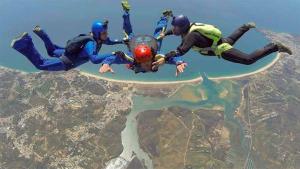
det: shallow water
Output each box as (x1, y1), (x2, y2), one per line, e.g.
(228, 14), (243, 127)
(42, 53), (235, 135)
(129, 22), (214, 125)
(1, 0), (298, 81)
(119, 76), (247, 168)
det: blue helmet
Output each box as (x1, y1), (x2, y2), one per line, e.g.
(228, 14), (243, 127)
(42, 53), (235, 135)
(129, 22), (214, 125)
(171, 15), (190, 35)
(91, 21), (108, 39)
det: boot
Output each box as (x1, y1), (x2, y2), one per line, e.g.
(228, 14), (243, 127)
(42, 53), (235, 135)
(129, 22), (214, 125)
(243, 22), (256, 29)
(163, 10), (173, 19)
(33, 25), (56, 56)
(11, 32), (44, 66)
(33, 25), (48, 40)
(274, 42), (293, 55)
(121, 0), (131, 12)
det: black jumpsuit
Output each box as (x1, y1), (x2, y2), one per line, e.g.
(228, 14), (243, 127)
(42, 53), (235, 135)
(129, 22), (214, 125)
(165, 24), (278, 65)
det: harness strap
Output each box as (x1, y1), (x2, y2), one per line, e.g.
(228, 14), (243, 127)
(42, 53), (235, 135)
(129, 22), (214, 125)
(59, 55), (75, 71)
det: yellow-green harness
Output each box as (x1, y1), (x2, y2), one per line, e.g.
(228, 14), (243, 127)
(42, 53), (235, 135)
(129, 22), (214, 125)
(187, 23), (233, 57)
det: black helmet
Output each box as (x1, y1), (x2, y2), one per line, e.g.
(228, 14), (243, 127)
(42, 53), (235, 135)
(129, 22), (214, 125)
(171, 15), (190, 35)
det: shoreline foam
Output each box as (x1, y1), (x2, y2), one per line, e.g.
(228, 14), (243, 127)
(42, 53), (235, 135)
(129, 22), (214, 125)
(80, 72), (203, 85)
(208, 53), (281, 80)
(80, 53), (281, 84)
(1, 53), (281, 85)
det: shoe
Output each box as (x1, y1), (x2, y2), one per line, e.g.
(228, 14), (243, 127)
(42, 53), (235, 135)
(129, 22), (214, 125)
(275, 42), (293, 55)
(163, 10), (173, 18)
(33, 25), (42, 34)
(243, 22), (256, 29)
(122, 0), (131, 12)
(11, 32), (42, 65)
(11, 32), (30, 50)
(33, 25), (47, 39)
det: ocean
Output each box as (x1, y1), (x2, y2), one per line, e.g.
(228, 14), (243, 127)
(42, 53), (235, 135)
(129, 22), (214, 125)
(0, 0), (299, 81)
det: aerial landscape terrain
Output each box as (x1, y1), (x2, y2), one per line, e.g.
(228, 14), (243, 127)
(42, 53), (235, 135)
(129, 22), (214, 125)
(0, 30), (299, 169)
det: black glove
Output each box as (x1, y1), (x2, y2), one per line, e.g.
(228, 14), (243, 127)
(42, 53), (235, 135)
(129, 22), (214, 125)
(114, 51), (126, 58)
(123, 38), (130, 44)
(103, 19), (109, 25)
(165, 50), (178, 61)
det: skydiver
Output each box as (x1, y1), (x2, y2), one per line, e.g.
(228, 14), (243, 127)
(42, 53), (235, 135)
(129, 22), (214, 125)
(99, 1), (187, 76)
(11, 20), (124, 71)
(153, 15), (293, 67)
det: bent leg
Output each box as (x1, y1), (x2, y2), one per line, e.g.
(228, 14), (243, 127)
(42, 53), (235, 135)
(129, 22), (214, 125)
(33, 26), (65, 57)
(11, 32), (66, 71)
(153, 16), (169, 51)
(221, 43), (278, 65)
(222, 23), (255, 45)
(123, 12), (134, 38)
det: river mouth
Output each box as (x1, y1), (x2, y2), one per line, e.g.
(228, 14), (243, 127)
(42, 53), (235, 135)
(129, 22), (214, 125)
(118, 76), (254, 169)
(120, 99), (156, 169)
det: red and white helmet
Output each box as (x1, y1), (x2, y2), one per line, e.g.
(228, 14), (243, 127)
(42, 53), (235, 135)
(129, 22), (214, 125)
(133, 44), (153, 63)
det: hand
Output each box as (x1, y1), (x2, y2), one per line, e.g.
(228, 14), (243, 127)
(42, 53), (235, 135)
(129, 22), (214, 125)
(152, 57), (166, 70)
(176, 62), (187, 77)
(123, 38), (130, 44)
(113, 51), (126, 59)
(157, 33), (165, 40)
(99, 64), (114, 74)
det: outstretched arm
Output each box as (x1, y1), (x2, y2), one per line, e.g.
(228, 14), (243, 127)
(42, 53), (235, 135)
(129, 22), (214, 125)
(99, 51), (134, 74)
(166, 56), (188, 76)
(164, 32), (199, 60)
(152, 54), (187, 76)
(165, 56), (184, 65)
(84, 41), (115, 64)
(103, 37), (124, 45)
(164, 29), (174, 36)
(102, 52), (133, 65)
(158, 29), (174, 40)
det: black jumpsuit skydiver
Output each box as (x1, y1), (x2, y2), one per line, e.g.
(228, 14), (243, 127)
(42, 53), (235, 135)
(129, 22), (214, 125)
(165, 24), (278, 65)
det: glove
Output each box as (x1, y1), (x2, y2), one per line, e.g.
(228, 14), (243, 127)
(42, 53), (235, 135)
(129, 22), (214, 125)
(165, 50), (178, 61)
(123, 38), (130, 44)
(114, 51), (126, 58)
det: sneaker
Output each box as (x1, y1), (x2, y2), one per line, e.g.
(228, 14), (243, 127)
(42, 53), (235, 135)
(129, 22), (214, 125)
(275, 42), (293, 55)
(244, 22), (256, 29)
(122, 0), (131, 12)
(163, 10), (173, 18)
(11, 32), (30, 50)
(33, 25), (42, 34)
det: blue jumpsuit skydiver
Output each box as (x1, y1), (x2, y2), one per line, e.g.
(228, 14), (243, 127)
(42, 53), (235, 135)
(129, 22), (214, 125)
(11, 22), (124, 71)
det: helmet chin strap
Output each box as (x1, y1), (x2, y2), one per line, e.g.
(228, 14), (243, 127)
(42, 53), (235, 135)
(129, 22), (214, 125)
(183, 25), (191, 34)
(91, 32), (98, 41)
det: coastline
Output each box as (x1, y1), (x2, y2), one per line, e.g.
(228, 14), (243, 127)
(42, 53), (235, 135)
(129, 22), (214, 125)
(208, 53), (280, 80)
(80, 72), (203, 85)
(1, 53), (281, 85)
(80, 53), (281, 84)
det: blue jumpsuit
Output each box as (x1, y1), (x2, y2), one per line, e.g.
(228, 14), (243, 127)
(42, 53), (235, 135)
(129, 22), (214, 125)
(101, 12), (183, 71)
(12, 27), (123, 71)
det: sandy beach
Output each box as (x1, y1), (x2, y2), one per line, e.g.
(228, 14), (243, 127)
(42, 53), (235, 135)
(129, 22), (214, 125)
(80, 72), (203, 85)
(0, 53), (280, 85)
(208, 53), (281, 80)
(80, 53), (281, 84)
